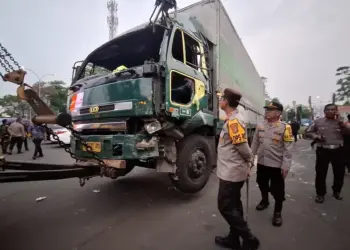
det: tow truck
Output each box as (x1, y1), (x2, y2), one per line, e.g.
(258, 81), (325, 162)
(0, 0), (264, 192)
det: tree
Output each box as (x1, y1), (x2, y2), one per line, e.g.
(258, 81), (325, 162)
(299, 105), (312, 119)
(0, 80), (68, 117)
(335, 66), (350, 102)
(0, 94), (30, 117)
(46, 81), (68, 113)
(31, 80), (68, 113)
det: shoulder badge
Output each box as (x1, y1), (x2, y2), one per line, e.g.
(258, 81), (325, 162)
(283, 124), (294, 142)
(227, 118), (248, 145)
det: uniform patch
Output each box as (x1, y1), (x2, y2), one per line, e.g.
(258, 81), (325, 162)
(230, 123), (239, 134)
(284, 125), (294, 142)
(227, 119), (248, 145)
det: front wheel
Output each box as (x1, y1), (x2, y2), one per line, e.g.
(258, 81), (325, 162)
(169, 134), (213, 193)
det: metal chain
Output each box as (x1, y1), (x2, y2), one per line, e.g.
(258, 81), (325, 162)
(0, 42), (110, 180)
(42, 124), (109, 175)
(0, 53), (14, 71)
(0, 56), (10, 74)
(0, 43), (20, 69)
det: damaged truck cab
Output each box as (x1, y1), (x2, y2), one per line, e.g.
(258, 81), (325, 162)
(68, 5), (216, 193)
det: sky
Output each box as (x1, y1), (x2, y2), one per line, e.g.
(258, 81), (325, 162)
(0, 0), (349, 106)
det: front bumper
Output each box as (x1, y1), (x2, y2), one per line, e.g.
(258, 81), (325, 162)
(71, 134), (159, 160)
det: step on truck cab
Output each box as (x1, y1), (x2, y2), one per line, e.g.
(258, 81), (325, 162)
(68, 0), (264, 193)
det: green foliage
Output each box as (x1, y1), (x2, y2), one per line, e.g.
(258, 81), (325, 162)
(0, 94), (29, 117)
(299, 105), (312, 119)
(0, 80), (68, 117)
(335, 66), (350, 102)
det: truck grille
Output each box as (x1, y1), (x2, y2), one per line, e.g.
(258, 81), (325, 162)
(80, 104), (115, 115)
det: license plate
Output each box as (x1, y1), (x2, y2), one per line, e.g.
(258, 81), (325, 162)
(82, 142), (102, 153)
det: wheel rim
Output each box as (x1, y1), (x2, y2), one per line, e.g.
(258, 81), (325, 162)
(187, 148), (207, 181)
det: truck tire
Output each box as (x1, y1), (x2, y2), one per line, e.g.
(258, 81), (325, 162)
(170, 134), (213, 193)
(120, 160), (136, 176)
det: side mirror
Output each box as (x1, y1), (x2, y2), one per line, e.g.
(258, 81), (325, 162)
(74, 66), (81, 79)
(71, 60), (84, 81)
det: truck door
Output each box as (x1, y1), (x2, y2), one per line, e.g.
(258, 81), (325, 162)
(166, 27), (209, 118)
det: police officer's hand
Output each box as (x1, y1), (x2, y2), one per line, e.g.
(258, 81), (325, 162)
(281, 169), (289, 179)
(247, 162), (254, 178)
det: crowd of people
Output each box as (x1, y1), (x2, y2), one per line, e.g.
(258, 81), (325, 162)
(0, 117), (46, 159)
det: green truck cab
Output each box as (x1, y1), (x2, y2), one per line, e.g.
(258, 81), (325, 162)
(67, 0), (263, 193)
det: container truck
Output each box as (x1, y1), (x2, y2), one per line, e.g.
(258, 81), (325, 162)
(1, 0), (264, 193)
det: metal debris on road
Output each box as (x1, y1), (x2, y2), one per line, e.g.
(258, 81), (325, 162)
(36, 196), (47, 202)
(93, 189), (100, 193)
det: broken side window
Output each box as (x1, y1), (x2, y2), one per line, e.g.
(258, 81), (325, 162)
(171, 71), (194, 105)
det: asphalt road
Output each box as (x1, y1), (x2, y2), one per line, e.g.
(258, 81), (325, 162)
(1, 139), (350, 250)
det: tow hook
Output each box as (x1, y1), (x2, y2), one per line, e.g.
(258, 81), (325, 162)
(79, 178), (86, 187)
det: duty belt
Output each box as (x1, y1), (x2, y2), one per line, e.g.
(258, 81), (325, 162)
(318, 144), (342, 149)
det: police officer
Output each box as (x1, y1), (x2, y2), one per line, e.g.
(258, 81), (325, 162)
(344, 114), (350, 174)
(251, 101), (294, 227)
(216, 88), (260, 250)
(0, 119), (10, 154)
(306, 104), (350, 203)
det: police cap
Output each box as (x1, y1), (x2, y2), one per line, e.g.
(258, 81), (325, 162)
(264, 101), (283, 111)
(223, 88), (242, 107)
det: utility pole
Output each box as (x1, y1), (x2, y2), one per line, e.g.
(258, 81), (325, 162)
(107, 0), (119, 40)
(308, 96), (314, 120)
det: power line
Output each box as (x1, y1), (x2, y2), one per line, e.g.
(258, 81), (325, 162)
(107, 0), (119, 40)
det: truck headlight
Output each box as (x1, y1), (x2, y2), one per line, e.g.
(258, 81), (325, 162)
(144, 120), (162, 134)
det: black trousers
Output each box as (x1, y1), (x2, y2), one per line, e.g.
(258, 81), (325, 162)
(256, 164), (285, 213)
(293, 133), (298, 142)
(218, 179), (253, 240)
(23, 137), (29, 150)
(32, 138), (43, 157)
(315, 147), (345, 196)
(344, 145), (350, 172)
(9, 137), (23, 153)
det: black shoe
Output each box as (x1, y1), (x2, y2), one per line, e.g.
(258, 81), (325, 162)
(272, 213), (283, 227)
(38, 154), (43, 158)
(32, 156), (36, 160)
(333, 192), (343, 200)
(315, 195), (324, 204)
(215, 236), (241, 250)
(256, 200), (269, 211)
(17, 151), (22, 154)
(242, 236), (260, 250)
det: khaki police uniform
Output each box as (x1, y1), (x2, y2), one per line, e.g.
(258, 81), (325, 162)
(251, 120), (294, 213)
(8, 121), (26, 154)
(0, 123), (10, 154)
(216, 110), (256, 245)
(306, 117), (350, 199)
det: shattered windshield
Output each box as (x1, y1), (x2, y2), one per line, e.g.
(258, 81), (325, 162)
(77, 25), (165, 81)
